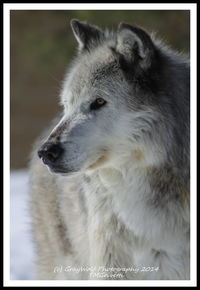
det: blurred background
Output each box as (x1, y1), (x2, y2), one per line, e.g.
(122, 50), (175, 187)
(10, 10), (190, 280)
(10, 10), (190, 170)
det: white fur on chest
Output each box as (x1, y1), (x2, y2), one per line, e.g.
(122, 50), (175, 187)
(58, 165), (189, 279)
(97, 167), (161, 240)
(84, 166), (189, 279)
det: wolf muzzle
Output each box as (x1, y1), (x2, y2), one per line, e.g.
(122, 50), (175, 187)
(38, 143), (63, 166)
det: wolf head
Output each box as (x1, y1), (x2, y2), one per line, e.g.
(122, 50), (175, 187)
(38, 20), (189, 176)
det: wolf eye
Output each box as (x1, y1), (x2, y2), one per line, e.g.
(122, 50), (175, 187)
(90, 98), (107, 110)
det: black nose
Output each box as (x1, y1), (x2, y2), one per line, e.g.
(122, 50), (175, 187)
(38, 143), (63, 164)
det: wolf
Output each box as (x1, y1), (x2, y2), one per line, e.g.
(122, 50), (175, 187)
(30, 19), (190, 280)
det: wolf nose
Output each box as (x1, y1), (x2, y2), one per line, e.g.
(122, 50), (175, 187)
(38, 143), (63, 164)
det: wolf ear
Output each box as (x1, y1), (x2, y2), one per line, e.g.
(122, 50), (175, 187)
(116, 23), (155, 69)
(70, 19), (104, 52)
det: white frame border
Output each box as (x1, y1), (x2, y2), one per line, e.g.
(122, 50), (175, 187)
(4, 3), (197, 287)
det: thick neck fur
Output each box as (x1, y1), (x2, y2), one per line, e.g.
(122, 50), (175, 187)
(84, 151), (189, 244)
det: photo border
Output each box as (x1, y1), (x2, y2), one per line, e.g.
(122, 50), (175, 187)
(3, 3), (197, 287)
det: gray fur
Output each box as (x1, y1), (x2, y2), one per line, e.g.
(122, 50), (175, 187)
(30, 20), (190, 280)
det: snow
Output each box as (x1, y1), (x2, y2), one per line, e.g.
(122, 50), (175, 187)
(10, 170), (36, 280)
